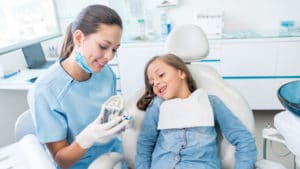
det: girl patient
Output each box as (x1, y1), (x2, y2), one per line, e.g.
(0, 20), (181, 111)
(135, 54), (257, 169)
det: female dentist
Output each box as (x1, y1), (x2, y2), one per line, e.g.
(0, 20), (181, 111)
(27, 5), (128, 169)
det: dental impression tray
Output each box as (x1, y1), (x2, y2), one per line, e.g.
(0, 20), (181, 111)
(102, 95), (125, 123)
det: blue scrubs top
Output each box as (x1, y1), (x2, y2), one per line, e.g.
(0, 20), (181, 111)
(28, 61), (122, 169)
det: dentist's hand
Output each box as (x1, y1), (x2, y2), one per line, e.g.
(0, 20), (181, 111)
(76, 114), (128, 149)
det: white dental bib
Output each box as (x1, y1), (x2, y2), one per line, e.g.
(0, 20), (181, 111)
(157, 88), (214, 130)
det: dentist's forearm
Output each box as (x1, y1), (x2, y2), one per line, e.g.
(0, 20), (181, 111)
(46, 140), (87, 169)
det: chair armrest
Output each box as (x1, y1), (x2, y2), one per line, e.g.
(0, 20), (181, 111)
(255, 159), (287, 169)
(88, 152), (124, 169)
(262, 127), (285, 144)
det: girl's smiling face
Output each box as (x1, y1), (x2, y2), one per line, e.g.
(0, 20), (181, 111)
(147, 59), (191, 100)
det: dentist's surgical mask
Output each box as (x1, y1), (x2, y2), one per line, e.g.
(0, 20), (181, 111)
(74, 51), (95, 73)
(74, 39), (95, 74)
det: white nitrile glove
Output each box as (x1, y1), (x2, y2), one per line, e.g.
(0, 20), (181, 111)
(76, 114), (128, 149)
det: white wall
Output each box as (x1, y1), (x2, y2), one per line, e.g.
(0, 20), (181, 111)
(161, 0), (300, 31)
(52, 0), (300, 41)
(54, 0), (108, 37)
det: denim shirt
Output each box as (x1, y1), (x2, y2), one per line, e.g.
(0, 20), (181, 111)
(135, 95), (257, 169)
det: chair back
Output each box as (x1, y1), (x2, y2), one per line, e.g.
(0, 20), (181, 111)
(14, 110), (36, 141)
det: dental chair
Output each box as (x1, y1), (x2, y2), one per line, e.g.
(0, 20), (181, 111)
(15, 110), (35, 141)
(89, 24), (257, 169)
(261, 80), (300, 169)
(0, 110), (55, 169)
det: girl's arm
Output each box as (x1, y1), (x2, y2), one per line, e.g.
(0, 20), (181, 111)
(135, 97), (162, 169)
(209, 95), (257, 169)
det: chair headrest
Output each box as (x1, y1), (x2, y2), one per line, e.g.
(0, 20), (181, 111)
(166, 24), (209, 62)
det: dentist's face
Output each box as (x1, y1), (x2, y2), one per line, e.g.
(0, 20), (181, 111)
(147, 59), (189, 100)
(77, 24), (122, 73)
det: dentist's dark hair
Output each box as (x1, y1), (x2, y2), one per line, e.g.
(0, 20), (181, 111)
(137, 54), (197, 111)
(59, 4), (123, 59)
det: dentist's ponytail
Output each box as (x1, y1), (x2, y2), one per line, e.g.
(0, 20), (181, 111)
(59, 23), (73, 59)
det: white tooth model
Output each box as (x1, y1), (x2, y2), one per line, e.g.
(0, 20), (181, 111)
(102, 95), (125, 123)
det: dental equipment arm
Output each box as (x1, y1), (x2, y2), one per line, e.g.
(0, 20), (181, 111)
(274, 111), (300, 168)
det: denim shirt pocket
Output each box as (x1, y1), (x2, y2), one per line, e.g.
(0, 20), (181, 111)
(157, 129), (181, 151)
(187, 127), (217, 147)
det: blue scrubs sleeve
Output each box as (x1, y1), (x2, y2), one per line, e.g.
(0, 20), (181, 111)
(30, 87), (67, 144)
(208, 95), (257, 169)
